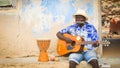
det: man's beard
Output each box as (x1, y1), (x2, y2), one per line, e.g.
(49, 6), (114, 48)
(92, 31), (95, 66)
(76, 21), (85, 25)
(76, 21), (85, 27)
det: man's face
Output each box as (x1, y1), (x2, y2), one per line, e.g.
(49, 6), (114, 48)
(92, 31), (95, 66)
(75, 15), (86, 24)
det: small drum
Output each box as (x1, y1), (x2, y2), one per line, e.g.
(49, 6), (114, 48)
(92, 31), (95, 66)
(37, 40), (50, 62)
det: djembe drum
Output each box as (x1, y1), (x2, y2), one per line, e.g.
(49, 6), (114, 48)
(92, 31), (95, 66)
(37, 40), (50, 62)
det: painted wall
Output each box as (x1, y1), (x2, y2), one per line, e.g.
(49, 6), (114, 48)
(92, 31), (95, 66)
(0, 0), (100, 58)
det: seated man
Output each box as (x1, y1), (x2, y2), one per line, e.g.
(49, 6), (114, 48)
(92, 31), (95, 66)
(56, 10), (99, 68)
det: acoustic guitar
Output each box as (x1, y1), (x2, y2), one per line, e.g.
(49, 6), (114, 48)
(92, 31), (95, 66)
(56, 33), (110, 56)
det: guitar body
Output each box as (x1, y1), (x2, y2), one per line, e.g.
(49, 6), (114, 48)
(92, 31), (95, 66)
(56, 34), (110, 56)
(56, 33), (84, 56)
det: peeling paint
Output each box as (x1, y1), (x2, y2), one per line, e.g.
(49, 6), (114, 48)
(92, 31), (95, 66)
(0, 0), (100, 58)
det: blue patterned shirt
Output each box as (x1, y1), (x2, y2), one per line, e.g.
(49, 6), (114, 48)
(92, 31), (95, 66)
(59, 22), (99, 50)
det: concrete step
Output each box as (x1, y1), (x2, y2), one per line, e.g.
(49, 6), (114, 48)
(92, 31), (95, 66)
(1, 57), (120, 68)
(0, 57), (91, 68)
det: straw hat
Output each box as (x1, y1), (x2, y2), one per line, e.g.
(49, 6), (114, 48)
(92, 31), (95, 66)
(73, 10), (88, 20)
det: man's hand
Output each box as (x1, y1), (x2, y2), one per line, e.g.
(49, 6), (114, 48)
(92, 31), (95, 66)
(93, 40), (99, 47)
(56, 32), (73, 43)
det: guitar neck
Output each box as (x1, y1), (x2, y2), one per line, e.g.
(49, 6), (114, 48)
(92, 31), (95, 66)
(80, 40), (110, 46)
(80, 41), (96, 45)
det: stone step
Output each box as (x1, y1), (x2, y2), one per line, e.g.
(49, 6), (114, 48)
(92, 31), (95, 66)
(0, 57), (92, 68)
(2, 57), (120, 68)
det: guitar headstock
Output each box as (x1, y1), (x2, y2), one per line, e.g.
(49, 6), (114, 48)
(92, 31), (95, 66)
(100, 39), (110, 47)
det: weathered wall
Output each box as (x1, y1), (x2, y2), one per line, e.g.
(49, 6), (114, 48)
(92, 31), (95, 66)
(0, 0), (100, 58)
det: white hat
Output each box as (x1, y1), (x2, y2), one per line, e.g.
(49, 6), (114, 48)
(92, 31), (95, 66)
(73, 10), (88, 20)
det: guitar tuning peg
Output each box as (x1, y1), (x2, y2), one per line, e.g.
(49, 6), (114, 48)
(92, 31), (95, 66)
(107, 45), (109, 47)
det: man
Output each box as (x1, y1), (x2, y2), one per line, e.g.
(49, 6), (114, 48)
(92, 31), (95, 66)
(56, 10), (99, 68)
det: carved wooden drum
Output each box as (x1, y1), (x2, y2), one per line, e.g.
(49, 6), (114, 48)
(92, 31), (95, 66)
(37, 40), (50, 62)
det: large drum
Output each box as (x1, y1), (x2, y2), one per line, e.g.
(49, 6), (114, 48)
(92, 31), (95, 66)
(37, 40), (50, 62)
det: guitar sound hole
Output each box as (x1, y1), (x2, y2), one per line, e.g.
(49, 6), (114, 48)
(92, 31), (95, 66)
(71, 41), (75, 46)
(66, 41), (75, 50)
